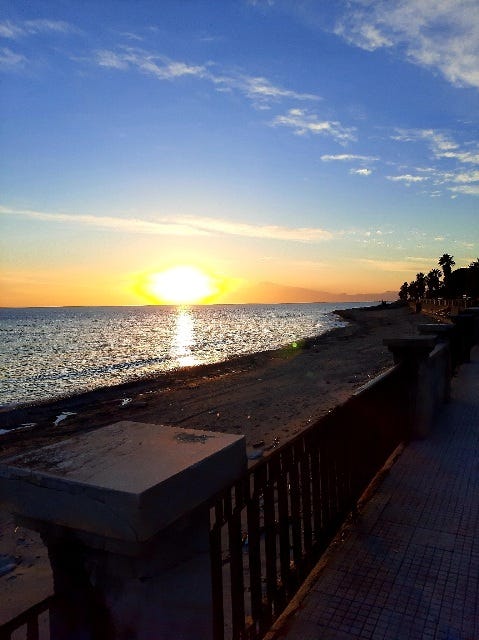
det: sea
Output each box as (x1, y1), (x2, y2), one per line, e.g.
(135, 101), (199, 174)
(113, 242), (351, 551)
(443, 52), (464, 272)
(0, 302), (372, 408)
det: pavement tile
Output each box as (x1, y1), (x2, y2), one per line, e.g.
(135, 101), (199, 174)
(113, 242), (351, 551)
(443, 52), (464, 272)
(278, 346), (479, 640)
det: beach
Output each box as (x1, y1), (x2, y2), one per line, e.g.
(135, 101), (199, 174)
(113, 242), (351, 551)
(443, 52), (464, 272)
(0, 303), (436, 623)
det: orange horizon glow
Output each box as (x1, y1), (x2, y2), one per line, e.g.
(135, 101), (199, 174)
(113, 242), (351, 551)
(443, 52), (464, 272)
(1, 264), (401, 308)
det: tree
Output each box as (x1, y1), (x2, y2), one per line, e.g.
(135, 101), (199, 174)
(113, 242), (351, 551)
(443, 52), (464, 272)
(398, 281), (409, 301)
(438, 253), (455, 282)
(415, 272), (426, 298)
(466, 259), (479, 297)
(408, 280), (419, 301)
(425, 269), (442, 297)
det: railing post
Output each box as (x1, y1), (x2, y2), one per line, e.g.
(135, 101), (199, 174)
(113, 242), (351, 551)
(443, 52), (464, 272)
(450, 314), (475, 363)
(383, 337), (436, 440)
(0, 421), (246, 640)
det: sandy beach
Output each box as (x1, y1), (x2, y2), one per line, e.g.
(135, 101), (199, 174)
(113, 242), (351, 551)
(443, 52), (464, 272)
(0, 303), (437, 623)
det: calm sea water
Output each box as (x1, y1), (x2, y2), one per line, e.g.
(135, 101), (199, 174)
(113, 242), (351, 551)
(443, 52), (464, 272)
(0, 303), (371, 407)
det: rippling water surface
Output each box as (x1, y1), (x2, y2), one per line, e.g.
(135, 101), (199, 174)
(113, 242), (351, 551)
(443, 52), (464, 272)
(0, 303), (370, 406)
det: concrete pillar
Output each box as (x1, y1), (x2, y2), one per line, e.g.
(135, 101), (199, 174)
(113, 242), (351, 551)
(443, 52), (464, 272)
(460, 307), (479, 345)
(450, 314), (475, 363)
(417, 323), (455, 396)
(0, 421), (247, 640)
(383, 337), (436, 440)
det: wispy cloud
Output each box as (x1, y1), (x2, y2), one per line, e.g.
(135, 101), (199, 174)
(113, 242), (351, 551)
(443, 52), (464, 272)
(0, 206), (207, 237)
(453, 170), (479, 183)
(412, 130), (479, 165)
(321, 154), (378, 162)
(392, 129), (479, 186)
(212, 73), (319, 108)
(0, 19), (72, 39)
(96, 49), (206, 79)
(350, 168), (372, 176)
(358, 257), (432, 272)
(0, 205), (333, 243)
(25, 19), (72, 34)
(448, 185), (479, 196)
(0, 47), (26, 69)
(180, 215), (333, 242)
(0, 21), (24, 39)
(94, 48), (319, 108)
(387, 174), (428, 184)
(334, 0), (479, 89)
(390, 128), (479, 195)
(272, 108), (355, 142)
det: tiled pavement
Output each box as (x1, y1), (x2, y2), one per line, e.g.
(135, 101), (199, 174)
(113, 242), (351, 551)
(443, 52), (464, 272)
(277, 346), (479, 640)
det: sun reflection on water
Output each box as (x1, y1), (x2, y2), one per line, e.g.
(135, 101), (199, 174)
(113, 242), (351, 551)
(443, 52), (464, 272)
(170, 307), (200, 368)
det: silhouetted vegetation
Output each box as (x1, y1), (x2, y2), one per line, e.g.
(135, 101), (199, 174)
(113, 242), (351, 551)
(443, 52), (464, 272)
(399, 255), (479, 302)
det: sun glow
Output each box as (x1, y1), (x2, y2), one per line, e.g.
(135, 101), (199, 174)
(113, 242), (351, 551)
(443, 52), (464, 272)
(147, 265), (217, 304)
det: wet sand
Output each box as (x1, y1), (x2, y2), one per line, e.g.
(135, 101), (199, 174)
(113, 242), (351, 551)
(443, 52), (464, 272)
(0, 303), (437, 623)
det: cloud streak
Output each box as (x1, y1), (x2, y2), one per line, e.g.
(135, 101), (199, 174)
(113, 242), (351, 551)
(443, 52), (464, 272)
(180, 216), (333, 242)
(0, 206), (333, 244)
(350, 168), (372, 176)
(0, 19), (72, 39)
(358, 258), (432, 272)
(96, 49), (206, 80)
(0, 47), (26, 68)
(94, 47), (319, 108)
(387, 174), (428, 184)
(272, 108), (355, 142)
(321, 154), (378, 162)
(449, 185), (479, 195)
(334, 0), (479, 89)
(0, 206), (206, 237)
(389, 128), (479, 195)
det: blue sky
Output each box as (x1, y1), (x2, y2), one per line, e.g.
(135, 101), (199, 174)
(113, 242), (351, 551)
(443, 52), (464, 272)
(1, 0), (478, 305)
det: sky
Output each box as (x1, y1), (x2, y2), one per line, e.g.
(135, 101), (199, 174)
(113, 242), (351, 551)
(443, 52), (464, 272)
(1, 0), (478, 306)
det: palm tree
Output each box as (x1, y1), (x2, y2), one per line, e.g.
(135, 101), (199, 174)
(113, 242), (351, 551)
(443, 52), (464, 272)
(398, 281), (409, 301)
(438, 253), (455, 282)
(415, 272), (426, 298)
(425, 269), (442, 297)
(408, 280), (419, 301)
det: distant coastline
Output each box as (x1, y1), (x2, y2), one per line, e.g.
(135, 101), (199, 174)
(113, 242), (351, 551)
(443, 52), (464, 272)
(0, 280), (398, 309)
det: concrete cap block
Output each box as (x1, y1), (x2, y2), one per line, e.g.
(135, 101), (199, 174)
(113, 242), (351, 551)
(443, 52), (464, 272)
(0, 422), (246, 544)
(383, 336), (436, 350)
(417, 324), (454, 332)
(383, 337), (436, 363)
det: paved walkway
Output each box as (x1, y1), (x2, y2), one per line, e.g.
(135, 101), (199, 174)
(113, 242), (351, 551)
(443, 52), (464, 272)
(277, 346), (479, 640)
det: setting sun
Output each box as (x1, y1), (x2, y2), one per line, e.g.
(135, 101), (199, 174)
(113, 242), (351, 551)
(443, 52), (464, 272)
(147, 266), (217, 304)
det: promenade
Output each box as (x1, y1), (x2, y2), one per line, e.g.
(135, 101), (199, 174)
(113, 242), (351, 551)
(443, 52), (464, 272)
(274, 346), (479, 640)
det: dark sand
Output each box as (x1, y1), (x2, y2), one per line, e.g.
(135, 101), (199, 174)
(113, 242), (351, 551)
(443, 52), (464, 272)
(0, 304), (439, 622)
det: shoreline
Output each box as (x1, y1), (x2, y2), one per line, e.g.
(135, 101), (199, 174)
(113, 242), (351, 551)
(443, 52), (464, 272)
(0, 302), (427, 460)
(0, 317), (355, 438)
(0, 314), (351, 413)
(0, 302), (361, 412)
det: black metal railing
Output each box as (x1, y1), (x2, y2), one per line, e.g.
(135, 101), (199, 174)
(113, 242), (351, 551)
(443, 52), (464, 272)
(209, 363), (406, 640)
(0, 595), (55, 640)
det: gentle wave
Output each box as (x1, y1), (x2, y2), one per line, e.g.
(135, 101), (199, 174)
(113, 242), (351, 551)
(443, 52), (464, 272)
(0, 303), (370, 406)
